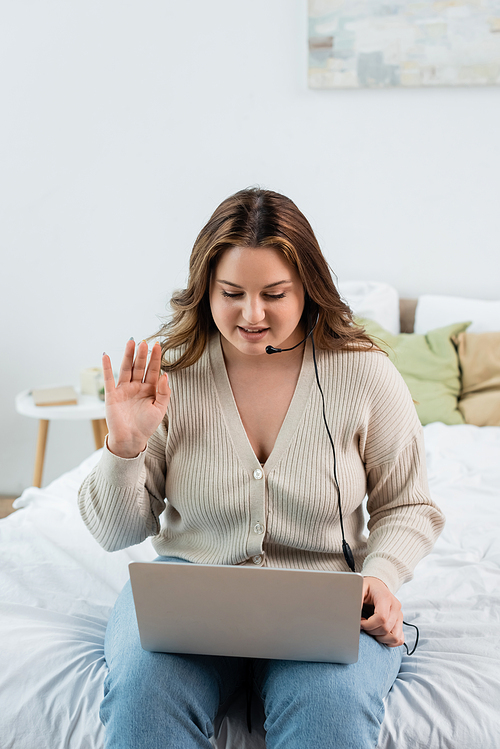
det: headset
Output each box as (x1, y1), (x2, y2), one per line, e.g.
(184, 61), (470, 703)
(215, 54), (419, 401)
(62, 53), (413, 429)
(266, 312), (419, 657)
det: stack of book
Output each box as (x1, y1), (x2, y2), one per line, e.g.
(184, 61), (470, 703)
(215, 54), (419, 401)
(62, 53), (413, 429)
(32, 386), (78, 406)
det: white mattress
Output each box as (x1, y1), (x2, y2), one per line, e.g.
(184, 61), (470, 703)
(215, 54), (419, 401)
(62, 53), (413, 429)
(1, 423), (499, 748)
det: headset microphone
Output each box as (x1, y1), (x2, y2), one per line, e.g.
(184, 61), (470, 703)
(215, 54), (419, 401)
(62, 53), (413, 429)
(265, 316), (319, 355)
(265, 340), (305, 355)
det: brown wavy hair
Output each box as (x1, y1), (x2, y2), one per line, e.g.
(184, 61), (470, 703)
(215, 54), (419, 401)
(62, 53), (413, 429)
(152, 188), (376, 371)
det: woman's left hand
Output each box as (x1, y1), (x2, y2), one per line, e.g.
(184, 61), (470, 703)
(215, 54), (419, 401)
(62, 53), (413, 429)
(360, 576), (404, 647)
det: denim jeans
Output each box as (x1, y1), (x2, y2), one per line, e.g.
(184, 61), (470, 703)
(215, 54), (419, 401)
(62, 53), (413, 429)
(100, 557), (402, 749)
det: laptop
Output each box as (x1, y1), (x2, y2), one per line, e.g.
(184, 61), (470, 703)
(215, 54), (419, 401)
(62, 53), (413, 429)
(129, 561), (364, 664)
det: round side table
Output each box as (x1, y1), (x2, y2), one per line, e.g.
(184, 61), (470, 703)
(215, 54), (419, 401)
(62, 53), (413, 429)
(15, 388), (107, 488)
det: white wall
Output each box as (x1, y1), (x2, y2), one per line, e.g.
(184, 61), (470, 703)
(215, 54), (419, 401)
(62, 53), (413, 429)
(1, 0), (499, 494)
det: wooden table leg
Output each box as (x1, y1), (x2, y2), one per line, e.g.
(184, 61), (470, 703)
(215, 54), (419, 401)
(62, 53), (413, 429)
(33, 419), (49, 488)
(92, 419), (107, 450)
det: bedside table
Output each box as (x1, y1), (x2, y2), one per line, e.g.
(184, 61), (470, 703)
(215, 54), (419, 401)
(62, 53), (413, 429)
(15, 388), (107, 488)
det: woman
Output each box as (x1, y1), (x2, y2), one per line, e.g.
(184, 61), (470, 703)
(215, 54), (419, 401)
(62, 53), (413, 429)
(79, 188), (444, 749)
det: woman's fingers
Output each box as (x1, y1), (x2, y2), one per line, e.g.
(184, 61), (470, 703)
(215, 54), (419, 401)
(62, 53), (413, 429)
(362, 616), (404, 647)
(102, 353), (115, 394)
(362, 607), (399, 637)
(155, 372), (171, 410)
(389, 615), (404, 646)
(117, 339), (136, 385)
(117, 339), (154, 385)
(144, 341), (163, 385)
(131, 341), (149, 382)
(364, 611), (404, 646)
(112, 339), (168, 414)
(378, 617), (404, 647)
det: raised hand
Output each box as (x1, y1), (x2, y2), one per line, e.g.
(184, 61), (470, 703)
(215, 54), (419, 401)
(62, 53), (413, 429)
(103, 340), (171, 458)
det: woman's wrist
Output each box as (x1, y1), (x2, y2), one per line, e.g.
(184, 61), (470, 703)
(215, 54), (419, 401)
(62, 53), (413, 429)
(106, 435), (148, 459)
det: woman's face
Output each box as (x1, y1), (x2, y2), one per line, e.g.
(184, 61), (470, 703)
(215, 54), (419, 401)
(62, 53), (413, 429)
(209, 246), (305, 358)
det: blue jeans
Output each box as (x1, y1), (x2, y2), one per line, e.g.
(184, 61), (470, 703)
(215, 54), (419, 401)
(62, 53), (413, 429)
(100, 557), (402, 748)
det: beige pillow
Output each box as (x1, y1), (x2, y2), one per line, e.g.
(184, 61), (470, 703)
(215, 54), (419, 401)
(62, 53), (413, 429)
(454, 331), (500, 426)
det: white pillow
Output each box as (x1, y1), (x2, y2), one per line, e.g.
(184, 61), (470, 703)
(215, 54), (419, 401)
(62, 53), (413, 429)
(414, 295), (500, 334)
(338, 280), (400, 334)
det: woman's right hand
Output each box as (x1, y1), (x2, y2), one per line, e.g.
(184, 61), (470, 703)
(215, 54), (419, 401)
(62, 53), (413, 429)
(103, 339), (171, 458)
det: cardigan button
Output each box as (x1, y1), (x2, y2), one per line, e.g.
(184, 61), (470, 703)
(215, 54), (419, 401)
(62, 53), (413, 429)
(254, 522), (264, 534)
(252, 555), (263, 565)
(253, 468), (263, 480)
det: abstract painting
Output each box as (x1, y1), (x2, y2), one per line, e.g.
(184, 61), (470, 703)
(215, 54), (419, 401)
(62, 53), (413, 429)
(308, 0), (500, 88)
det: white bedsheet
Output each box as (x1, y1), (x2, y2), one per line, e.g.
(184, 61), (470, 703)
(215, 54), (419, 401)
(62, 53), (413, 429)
(1, 424), (499, 748)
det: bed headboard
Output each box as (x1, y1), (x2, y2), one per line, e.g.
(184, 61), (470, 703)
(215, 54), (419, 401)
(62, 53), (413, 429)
(399, 299), (417, 334)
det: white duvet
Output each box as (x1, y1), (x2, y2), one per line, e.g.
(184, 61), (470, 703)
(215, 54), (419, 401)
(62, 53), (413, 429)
(1, 423), (499, 748)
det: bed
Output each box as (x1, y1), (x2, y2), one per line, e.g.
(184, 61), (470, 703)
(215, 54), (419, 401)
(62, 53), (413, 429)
(1, 289), (500, 748)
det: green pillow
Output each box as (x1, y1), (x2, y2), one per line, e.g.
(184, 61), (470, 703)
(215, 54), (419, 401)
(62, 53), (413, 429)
(357, 318), (471, 426)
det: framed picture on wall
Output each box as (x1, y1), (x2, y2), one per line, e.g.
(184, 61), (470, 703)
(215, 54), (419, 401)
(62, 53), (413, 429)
(308, 0), (500, 88)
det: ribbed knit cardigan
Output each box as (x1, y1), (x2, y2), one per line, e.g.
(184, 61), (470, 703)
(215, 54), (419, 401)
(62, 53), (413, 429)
(78, 334), (445, 593)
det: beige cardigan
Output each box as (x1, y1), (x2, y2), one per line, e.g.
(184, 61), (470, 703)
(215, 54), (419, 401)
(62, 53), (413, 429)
(78, 334), (445, 593)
